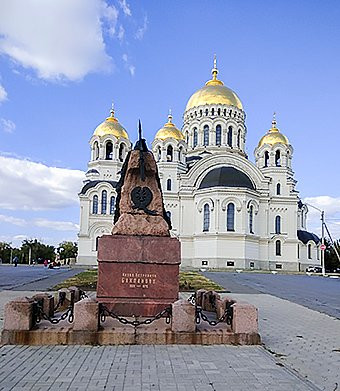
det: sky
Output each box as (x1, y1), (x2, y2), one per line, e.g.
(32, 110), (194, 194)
(0, 0), (339, 248)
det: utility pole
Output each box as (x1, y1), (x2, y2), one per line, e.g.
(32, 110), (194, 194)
(321, 211), (325, 276)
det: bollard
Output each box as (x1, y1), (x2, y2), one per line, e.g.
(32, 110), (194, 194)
(171, 299), (196, 333)
(73, 299), (99, 331)
(32, 293), (54, 318)
(231, 302), (258, 334)
(3, 297), (35, 331)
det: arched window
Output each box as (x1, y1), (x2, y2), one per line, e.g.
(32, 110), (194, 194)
(157, 147), (161, 162)
(105, 142), (113, 160)
(308, 244), (312, 259)
(203, 125), (209, 146)
(110, 196), (115, 215)
(223, 109), (227, 116)
(166, 210), (171, 223)
(203, 204), (210, 232)
(217, 108), (221, 116)
(249, 205), (254, 234)
(95, 236), (100, 251)
(227, 203), (235, 231)
(178, 147), (183, 162)
(237, 129), (241, 148)
(211, 108), (214, 116)
(276, 183), (281, 195)
(275, 216), (281, 234)
(193, 128), (198, 147)
(200, 110), (203, 117)
(92, 195), (98, 214)
(186, 132), (189, 145)
(167, 178), (172, 191)
(119, 144), (125, 162)
(93, 142), (99, 160)
(275, 240), (281, 256)
(275, 150), (281, 166)
(205, 108), (208, 116)
(264, 151), (269, 167)
(301, 212), (304, 228)
(227, 126), (233, 147)
(101, 190), (107, 214)
(216, 125), (222, 146)
(167, 145), (173, 162)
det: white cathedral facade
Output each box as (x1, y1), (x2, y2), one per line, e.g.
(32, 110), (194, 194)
(78, 60), (321, 271)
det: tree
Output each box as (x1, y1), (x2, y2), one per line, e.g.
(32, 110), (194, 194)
(57, 241), (78, 260)
(324, 238), (340, 272)
(0, 241), (13, 263)
(20, 239), (55, 264)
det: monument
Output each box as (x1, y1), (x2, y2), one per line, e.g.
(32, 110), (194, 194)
(96, 122), (181, 316)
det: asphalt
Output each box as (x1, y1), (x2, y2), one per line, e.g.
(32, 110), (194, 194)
(203, 271), (340, 319)
(0, 265), (85, 291)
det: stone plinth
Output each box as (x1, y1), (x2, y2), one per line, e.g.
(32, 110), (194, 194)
(171, 300), (196, 332)
(3, 297), (34, 331)
(232, 302), (258, 334)
(32, 293), (54, 318)
(97, 235), (180, 316)
(73, 299), (99, 331)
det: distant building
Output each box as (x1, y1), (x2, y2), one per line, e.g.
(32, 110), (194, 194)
(78, 59), (320, 270)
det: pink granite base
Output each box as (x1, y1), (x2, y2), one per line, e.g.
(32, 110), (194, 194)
(97, 235), (181, 316)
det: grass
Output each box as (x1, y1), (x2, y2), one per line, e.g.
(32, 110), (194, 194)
(53, 269), (224, 292)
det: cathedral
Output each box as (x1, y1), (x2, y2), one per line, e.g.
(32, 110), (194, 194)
(77, 59), (321, 271)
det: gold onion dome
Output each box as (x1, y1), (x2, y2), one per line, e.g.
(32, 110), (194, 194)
(93, 105), (129, 139)
(155, 111), (185, 141)
(185, 56), (243, 111)
(258, 115), (289, 148)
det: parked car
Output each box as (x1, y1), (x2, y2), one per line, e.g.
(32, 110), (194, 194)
(306, 266), (322, 273)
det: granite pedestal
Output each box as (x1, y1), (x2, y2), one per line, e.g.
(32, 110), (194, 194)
(97, 235), (181, 316)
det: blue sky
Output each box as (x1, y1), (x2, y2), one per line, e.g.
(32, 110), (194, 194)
(0, 0), (339, 247)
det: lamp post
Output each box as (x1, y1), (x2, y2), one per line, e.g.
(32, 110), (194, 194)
(305, 203), (325, 276)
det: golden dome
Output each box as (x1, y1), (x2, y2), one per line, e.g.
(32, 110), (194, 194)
(93, 106), (129, 139)
(258, 116), (289, 148)
(185, 57), (243, 111)
(155, 112), (185, 141)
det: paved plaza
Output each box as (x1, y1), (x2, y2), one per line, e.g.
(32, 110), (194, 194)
(0, 269), (339, 390)
(0, 344), (317, 391)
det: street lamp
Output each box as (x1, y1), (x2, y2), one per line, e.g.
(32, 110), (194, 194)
(305, 203), (325, 276)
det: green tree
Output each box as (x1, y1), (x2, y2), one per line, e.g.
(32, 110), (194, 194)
(0, 241), (13, 263)
(20, 239), (55, 264)
(57, 241), (78, 261)
(324, 238), (340, 272)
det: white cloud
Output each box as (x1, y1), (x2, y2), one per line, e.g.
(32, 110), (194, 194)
(0, 83), (7, 102)
(34, 218), (79, 232)
(119, 0), (132, 16)
(117, 25), (125, 41)
(122, 53), (135, 76)
(0, 118), (15, 133)
(0, 155), (85, 210)
(0, 214), (78, 232)
(135, 15), (148, 40)
(0, 214), (26, 226)
(303, 196), (340, 239)
(0, 0), (118, 81)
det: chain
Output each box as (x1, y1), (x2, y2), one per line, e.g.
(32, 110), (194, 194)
(53, 292), (66, 311)
(80, 290), (89, 300)
(35, 303), (74, 324)
(187, 293), (196, 306)
(100, 304), (172, 327)
(195, 304), (233, 326)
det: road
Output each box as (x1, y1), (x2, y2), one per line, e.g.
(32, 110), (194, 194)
(0, 265), (85, 291)
(203, 271), (340, 319)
